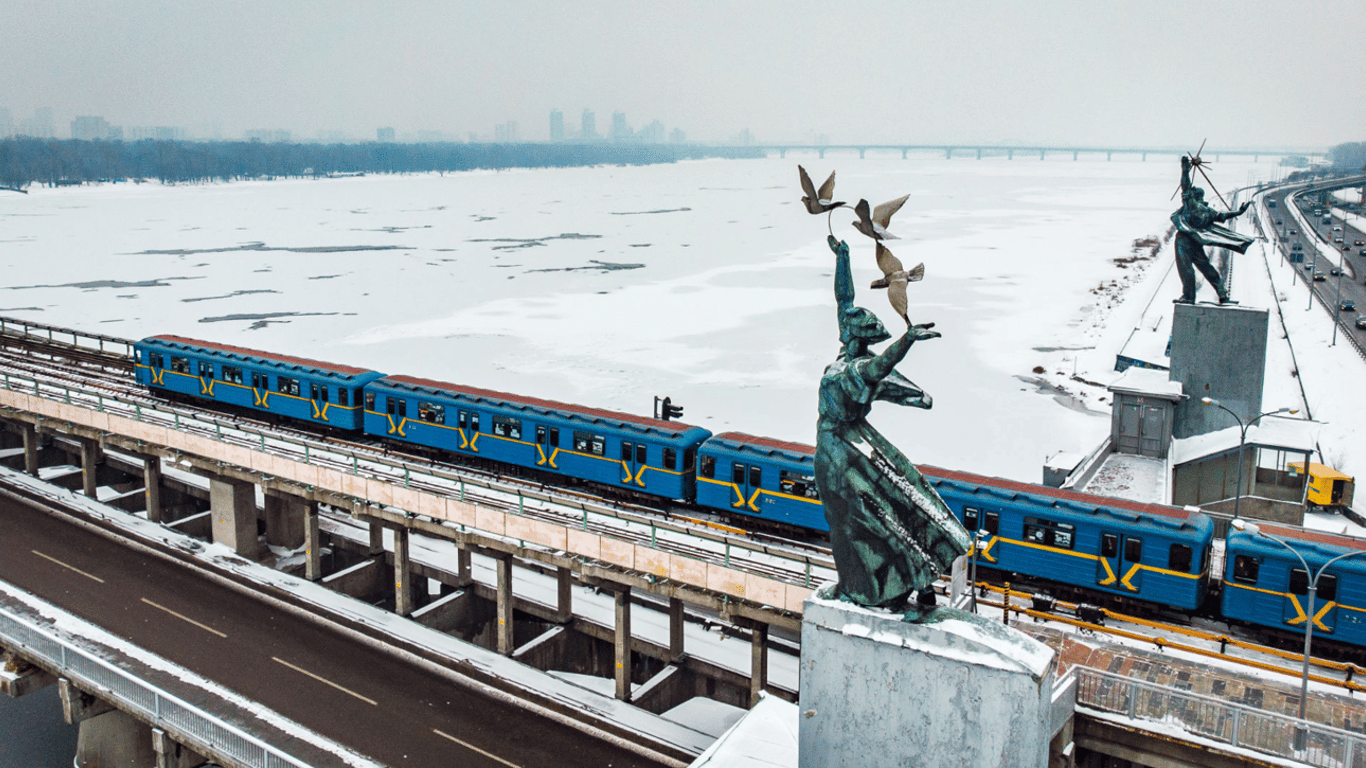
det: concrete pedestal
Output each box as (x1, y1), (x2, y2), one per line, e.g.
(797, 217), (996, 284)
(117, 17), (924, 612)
(209, 476), (259, 560)
(799, 587), (1056, 768)
(1169, 302), (1268, 439)
(75, 709), (155, 768)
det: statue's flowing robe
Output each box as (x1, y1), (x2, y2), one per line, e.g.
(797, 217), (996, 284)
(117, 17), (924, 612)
(1171, 199), (1254, 253)
(814, 353), (971, 609)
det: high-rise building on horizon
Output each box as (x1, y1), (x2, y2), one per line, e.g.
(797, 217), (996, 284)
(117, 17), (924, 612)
(71, 116), (112, 141)
(581, 109), (596, 141)
(611, 112), (631, 142)
(377, 127), (395, 142)
(549, 110), (564, 142)
(0, 108), (13, 138)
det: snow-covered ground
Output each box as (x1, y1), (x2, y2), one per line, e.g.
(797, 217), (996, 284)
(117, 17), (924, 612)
(7, 154), (1347, 488)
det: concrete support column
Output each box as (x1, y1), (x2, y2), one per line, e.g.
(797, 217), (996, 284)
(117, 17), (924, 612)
(456, 545), (473, 587)
(304, 502), (321, 581)
(668, 597), (686, 662)
(80, 437), (100, 498)
(142, 453), (164, 523)
(614, 586), (632, 702)
(209, 476), (259, 560)
(59, 678), (114, 723)
(495, 554), (514, 655)
(393, 526), (414, 616)
(263, 491), (306, 549)
(368, 520), (384, 556)
(750, 621), (769, 707)
(554, 567), (573, 623)
(152, 728), (207, 768)
(75, 710), (155, 768)
(21, 422), (38, 476)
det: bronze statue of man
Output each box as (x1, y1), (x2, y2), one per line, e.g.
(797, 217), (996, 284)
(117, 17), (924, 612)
(814, 235), (971, 613)
(1171, 155), (1253, 304)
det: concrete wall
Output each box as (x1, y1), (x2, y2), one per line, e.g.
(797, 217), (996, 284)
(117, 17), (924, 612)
(1169, 303), (1268, 439)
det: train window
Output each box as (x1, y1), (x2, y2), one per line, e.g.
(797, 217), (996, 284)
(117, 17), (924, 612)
(621, 441), (634, 461)
(780, 470), (815, 498)
(310, 383), (319, 401)
(150, 353), (164, 368)
(1318, 574), (1339, 602)
(198, 361), (214, 379)
(548, 427), (559, 447)
(1168, 544), (1193, 573)
(1023, 517), (1075, 550)
(386, 397), (396, 415)
(749, 466), (762, 487)
(700, 455), (715, 479)
(492, 416), (520, 439)
(1124, 538), (1142, 562)
(252, 372), (267, 390)
(663, 447), (677, 470)
(573, 431), (603, 456)
(732, 463), (746, 485)
(1288, 568), (1309, 596)
(222, 365), (243, 385)
(338, 388), (349, 407)
(418, 403), (446, 424)
(277, 376), (300, 396)
(1101, 533), (1118, 558)
(364, 392), (375, 410)
(171, 356), (191, 374)
(637, 444), (647, 465)
(984, 511), (999, 535)
(683, 449), (695, 471)
(457, 410), (467, 428)
(536, 425), (546, 444)
(1233, 555), (1260, 584)
(963, 507), (980, 532)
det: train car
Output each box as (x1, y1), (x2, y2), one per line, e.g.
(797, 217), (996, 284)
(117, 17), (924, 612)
(133, 336), (385, 430)
(362, 375), (711, 501)
(1291, 462), (1355, 513)
(925, 466), (1215, 611)
(695, 432), (826, 531)
(1221, 525), (1366, 647)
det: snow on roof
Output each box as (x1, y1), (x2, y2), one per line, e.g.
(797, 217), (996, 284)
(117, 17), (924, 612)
(1107, 367), (1184, 400)
(1171, 416), (1318, 466)
(1044, 452), (1084, 472)
(1081, 453), (1169, 505)
(686, 694), (797, 768)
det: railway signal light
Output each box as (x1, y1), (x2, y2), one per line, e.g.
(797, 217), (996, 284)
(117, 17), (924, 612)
(656, 396), (684, 421)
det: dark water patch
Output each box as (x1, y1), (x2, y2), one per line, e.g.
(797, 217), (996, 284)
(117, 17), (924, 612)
(469, 233), (602, 251)
(628, 243), (652, 248)
(182, 289), (280, 303)
(610, 207), (691, 215)
(434, 248), (456, 252)
(1032, 345), (1095, 352)
(6, 277), (204, 291)
(354, 225), (432, 233)
(133, 242), (412, 255)
(1014, 375), (1107, 416)
(198, 311), (350, 330)
(474, 216), (496, 222)
(0, 306), (44, 312)
(528, 260), (644, 274)
(253, 268), (271, 273)
(308, 274), (344, 280)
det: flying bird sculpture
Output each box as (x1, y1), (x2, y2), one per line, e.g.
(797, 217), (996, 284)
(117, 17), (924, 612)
(870, 241), (923, 325)
(798, 165), (845, 214)
(852, 195), (910, 240)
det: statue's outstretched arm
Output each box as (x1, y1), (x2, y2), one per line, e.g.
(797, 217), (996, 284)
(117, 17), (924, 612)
(829, 235), (854, 313)
(865, 323), (939, 382)
(1180, 155), (1193, 194)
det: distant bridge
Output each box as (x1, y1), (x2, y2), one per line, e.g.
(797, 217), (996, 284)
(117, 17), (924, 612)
(733, 144), (1323, 162)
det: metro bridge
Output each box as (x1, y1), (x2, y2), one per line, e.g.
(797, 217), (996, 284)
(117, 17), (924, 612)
(737, 143), (1323, 162)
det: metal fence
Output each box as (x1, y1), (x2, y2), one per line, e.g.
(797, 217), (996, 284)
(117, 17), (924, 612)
(0, 601), (322, 768)
(1074, 666), (1366, 767)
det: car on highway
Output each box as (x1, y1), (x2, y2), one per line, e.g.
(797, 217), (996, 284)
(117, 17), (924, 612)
(1276, 219), (1284, 225)
(1357, 317), (1366, 330)
(1341, 300), (1357, 312)
(1290, 229), (1298, 236)
(1331, 267), (1343, 276)
(1292, 242), (1303, 251)
(1357, 240), (1364, 246)
(1315, 271), (1327, 281)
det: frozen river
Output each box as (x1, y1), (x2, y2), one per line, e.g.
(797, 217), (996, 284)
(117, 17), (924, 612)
(0, 154), (1290, 483)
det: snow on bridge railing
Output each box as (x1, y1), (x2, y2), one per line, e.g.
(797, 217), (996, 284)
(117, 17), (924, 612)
(1075, 666), (1365, 767)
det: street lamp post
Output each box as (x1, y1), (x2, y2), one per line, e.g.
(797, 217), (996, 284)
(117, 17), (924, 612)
(1231, 519), (1366, 749)
(1200, 398), (1299, 520)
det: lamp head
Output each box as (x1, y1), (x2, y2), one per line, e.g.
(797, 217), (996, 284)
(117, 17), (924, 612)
(1231, 519), (1261, 536)
(1201, 397), (1219, 406)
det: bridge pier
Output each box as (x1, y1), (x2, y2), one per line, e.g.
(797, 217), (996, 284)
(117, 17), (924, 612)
(209, 476), (259, 560)
(748, 619), (769, 707)
(22, 421), (40, 476)
(79, 437), (101, 498)
(263, 489), (307, 549)
(614, 585), (633, 701)
(393, 525), (415, 616)
(152, 728), (208, 768)
(1040, 150), (1046, 160)
(778, 148), (786, 158)
(74, 709), (155, 768)
(818, 148), (825, 159)
(554, 566), (574, 623)
(901, 148), (908, 159)
(495, 553), (515, 654)
(1008, 149), (1014, 160)
(304, 501), (321, 580)
(945, 147), (953, 159)
(1106, 152), (1112, 161)
(141, 453), (164, 523)
(59, 677), (114, 723)
(1073, 151), (1079, 161)
(668, 597), (686, 662)
(858, 148), (865, 159)
(976, 148), (982, 160)
(1142, 152), (1147, 161)
(0, 650), (56, 696)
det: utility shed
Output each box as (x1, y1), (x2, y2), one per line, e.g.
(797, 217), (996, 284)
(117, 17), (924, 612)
(1171, 415), (1318, 525)
(1107, 367), (1184, 459)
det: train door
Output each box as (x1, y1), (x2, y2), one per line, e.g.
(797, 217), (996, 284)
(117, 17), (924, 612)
(1097, 532), (1143, 593)
(620, 440), (648, 486)
(309, 382), (329, 420)
(1285, 569), (1337, 634)
(730, 462), (762, 511)
(535, 425), (560, 470)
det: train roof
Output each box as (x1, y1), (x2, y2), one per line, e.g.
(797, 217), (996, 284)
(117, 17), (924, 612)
(1238, 523), (1366, 552)
(708, 432), (815, 460)
(373, 374), (701, 435)
(142, 335), (379, 377)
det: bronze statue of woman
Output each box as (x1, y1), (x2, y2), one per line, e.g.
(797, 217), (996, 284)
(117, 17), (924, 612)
(815, 235), (971, 613)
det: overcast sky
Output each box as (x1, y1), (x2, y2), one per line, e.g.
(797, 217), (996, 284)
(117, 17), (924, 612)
(1, 0), (1361, 148)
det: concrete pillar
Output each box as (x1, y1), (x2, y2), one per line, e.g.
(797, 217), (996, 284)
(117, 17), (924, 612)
(1007, 149), (1014, 160)
(152, 728), (207, 768)
(367, 520), (384, 556)
(143, 454), (164, 523)
(495, 554), (514, 655)
(817, 148), (825, 160)
(0, 652), (55, 696)
(1106, 152), (1112, 161)
(75, 709), (155, 768)
(59, 678), (115, 723)
(975, 147), (982, 160)
(80, 438), (100, 498)
(303, 502), (321, 581)
(1040, 150), (1046, 160)
(554, 567), (573, 623)
(263, 491), (306, 549)
(393, 526), (414, 616)
(901, 148), (908, 159)
(1072, 150), (1078, 161)
(209, 476), (259, 560)
(456, 545), (473, 587)
(21, 422), (39, 476)
(944, 147), (952, 159)
(1142, 152), (1147, 161)
(750, 621), (769, 707)
(857, 148), (865, 159)
(614, 586), (632, 702)
(668, 597), (686, 662)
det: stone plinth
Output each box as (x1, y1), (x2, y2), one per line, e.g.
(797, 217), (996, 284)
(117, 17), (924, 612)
(1169, 302), (1268, 439)
(799, 586), (1056, 768)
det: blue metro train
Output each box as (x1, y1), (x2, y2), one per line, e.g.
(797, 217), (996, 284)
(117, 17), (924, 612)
(133, 334), (1366, 651)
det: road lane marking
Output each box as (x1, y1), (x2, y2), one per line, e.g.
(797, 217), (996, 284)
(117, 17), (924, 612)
(433, 729), (522, 767)
(140, 598), (227, 638)
(31, 550), (104, 583)
(271, 657), (377, 706)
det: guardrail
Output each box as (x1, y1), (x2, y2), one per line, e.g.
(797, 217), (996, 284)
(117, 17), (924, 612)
(1075, 666), (1365, 767)
(0, 601), (315, 768)
(0, 316), (134, 358)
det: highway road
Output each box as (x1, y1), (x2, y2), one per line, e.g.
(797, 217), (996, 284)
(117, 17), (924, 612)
(1260, 176), (1366, 351)
(0, 490), (670, 768)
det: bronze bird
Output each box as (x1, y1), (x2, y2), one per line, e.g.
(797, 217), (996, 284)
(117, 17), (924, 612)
(852, 195), (910, 240)
(870, 241), (923, 325)
(798, 165), (845, 214)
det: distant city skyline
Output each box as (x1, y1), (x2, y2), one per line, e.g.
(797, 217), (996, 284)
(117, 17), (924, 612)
(2, 1), (1362, 147)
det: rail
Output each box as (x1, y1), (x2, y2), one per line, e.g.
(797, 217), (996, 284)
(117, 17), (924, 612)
(0, 316), (134, 359)
(1075, 666), (1366, 767)
(0, 600), (318, 768)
